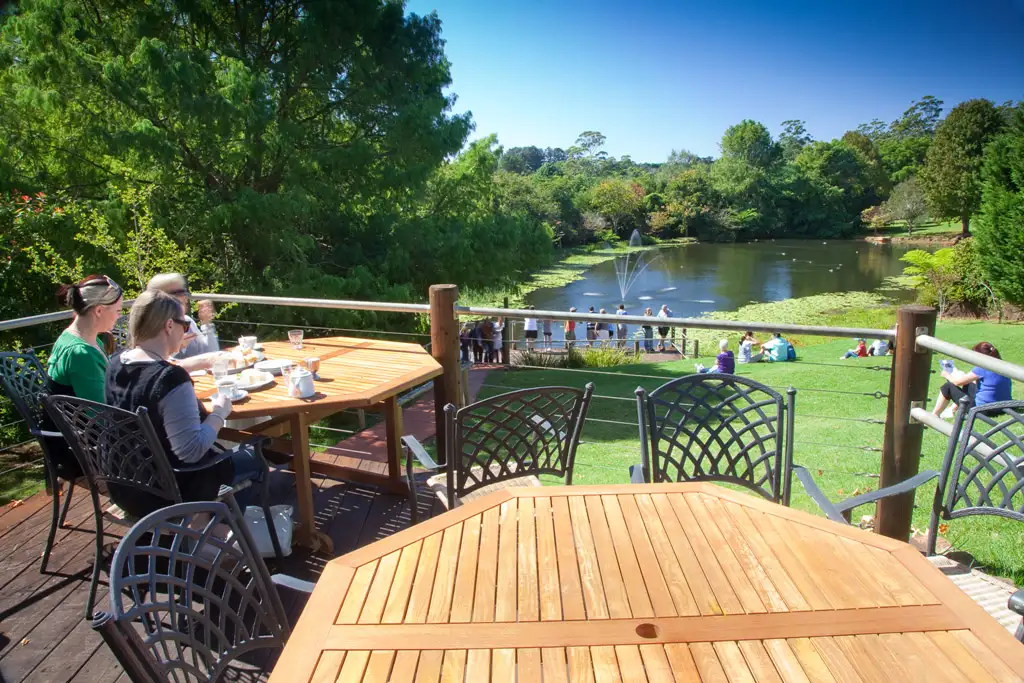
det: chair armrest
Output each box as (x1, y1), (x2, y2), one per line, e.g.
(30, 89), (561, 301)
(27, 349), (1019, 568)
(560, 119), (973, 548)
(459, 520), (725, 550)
(830, 469), (939, 517)
(793, 465), (850, 524)
(402, 435), (440, 471)
(30, 428), (65, 440)
(1009, 589), (1024, 617)
(272, 573), (316, 594)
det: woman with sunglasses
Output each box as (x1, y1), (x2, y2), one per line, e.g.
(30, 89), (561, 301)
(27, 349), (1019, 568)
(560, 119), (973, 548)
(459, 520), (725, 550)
(147, 272), (218, 362)
(105, 290), (268, 510)
(48, 274), (124, 404)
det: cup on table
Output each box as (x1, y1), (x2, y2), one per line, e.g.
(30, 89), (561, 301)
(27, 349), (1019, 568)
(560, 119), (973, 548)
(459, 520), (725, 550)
(238, 336), (258, 352)
(216, 376), (239, 400)
(288, 329), (304, 350)
(304, 357), (321, 378)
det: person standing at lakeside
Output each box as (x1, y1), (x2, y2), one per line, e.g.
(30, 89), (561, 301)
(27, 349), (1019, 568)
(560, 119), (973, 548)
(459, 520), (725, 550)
(490, 317), (504, 362)
(523, 307), (538, 352)
(481, 318), (494, 362)
(585, 306), (597, 346)
(542, 317), (553, 351)
(564, 308), (577, 350)
(470, 321), (483, 363)
(656, 304), (673, 352)
(596, 309), (610, 347)
(642, 308), (655, 352)
(615, 304), (628, 348)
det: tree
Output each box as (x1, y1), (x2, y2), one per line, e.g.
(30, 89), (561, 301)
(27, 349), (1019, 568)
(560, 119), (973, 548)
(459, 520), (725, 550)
(883, 177), (928, 234)
(719, 120), (780, 169)
(498, 146), (546, 174)
(841, 131), (890, 201)
(890, 96), (944, 139)
(875, 96), (945, 183)
(589, 178), (644, 237)
(974, 106), (1024, 306)
(569, 131), (607, 160)
(920, 99), (1004, 237)
(900, 248), (959, 317)
(779, 120), (812, 162)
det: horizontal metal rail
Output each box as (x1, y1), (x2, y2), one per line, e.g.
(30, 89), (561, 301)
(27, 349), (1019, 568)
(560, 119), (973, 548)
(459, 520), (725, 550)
(916, 335), (1024, 383)
(193, 293), (430, 315)
(457, 305), (896, 340)
(909, 406), (995, 459)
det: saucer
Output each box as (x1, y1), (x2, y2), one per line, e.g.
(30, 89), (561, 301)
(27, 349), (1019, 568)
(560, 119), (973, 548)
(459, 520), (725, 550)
(228, 389), (249, 402)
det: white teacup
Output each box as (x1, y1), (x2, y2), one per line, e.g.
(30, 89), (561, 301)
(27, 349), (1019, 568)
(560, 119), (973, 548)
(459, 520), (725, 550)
(216, 377), (240, 400)
(238, 336), (258, 352)
(287, 368), (316, 399)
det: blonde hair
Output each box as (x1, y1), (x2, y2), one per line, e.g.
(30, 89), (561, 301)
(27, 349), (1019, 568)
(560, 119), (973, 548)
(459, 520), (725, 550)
(129, 290), (183, 347)
(719, 338), (728, 352)
(146, 272), (188, 294)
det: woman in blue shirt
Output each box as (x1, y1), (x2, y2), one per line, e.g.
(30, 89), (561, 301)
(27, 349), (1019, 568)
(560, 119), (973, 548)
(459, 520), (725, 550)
(932, 341), (1013, 417)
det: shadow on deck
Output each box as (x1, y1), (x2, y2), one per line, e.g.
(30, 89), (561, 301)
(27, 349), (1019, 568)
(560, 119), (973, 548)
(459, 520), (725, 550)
(0, 473), (444, 683)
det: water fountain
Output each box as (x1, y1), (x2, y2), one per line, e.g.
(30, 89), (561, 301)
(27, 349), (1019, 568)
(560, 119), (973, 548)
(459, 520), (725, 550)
(612, 229), (657, 301)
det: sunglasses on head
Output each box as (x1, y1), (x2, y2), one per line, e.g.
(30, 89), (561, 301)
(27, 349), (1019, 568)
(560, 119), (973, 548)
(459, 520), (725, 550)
(168, 288), (190, 297)
(171, 317), (191, 333)
(79, 275), (123, 300)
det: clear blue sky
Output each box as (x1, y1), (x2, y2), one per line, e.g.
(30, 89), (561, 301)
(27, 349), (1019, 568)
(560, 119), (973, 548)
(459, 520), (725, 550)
(404, 0), (1024, 162)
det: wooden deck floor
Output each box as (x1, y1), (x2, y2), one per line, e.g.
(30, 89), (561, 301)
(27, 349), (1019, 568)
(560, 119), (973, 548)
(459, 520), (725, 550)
(0, 474), (444, 683)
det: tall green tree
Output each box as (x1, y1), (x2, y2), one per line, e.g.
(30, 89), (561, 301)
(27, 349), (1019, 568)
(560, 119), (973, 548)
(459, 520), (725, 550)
(920, 99), (1004, 237)
(883, 177), (928, 235)
(779, 120), (812, 162)
(719, 120), (780, 169)
(588, 178), (644, 237)
(974, 107), (1024, 306)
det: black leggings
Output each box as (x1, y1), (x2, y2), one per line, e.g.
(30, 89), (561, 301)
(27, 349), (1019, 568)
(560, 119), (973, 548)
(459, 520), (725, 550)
(940, 381), (976, 406)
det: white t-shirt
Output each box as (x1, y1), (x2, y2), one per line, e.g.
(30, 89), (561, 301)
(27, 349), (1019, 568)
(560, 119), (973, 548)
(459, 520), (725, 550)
(524, 318), (537, 331)
(869, 340), (888, 355)
(657, 308), (671, 319)
(738, 339), (753, 363)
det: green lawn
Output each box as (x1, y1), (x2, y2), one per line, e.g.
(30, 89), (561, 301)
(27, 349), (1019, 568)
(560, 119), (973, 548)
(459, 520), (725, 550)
(869, 218), (961, 238)
(481, 316), (1024, 584)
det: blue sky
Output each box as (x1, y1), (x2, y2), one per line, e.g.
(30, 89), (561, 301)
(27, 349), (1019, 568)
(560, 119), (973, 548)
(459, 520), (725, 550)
(404, 0), (1024, 162)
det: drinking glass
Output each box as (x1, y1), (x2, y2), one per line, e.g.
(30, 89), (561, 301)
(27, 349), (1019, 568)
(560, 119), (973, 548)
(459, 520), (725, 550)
(238, 336), (257, 352)
(212, 357), (230, 381)
(288, 329), (304, 350)
(280, 361), (297, 396)
(304, 357), (321, 379)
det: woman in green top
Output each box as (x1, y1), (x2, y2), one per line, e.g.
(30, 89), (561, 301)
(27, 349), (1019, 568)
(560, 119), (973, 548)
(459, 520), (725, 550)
(48, 274), (124, 403)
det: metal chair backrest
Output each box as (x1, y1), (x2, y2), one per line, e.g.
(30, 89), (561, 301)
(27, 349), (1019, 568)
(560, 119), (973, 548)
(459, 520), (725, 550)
(45, 395), (181, 515)
(929, 400), (1024, 552)
(110, 315), (131, 356)
(637, 374), (796, 504)
(93, 500), (291, 682)
(443, 383), (594, 507)
(0, 351), (50, 432)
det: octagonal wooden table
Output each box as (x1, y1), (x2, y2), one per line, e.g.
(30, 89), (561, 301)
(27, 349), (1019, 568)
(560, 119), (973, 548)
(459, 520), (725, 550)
(192, 336), (442, 552)
(271, 483), (1024, 682)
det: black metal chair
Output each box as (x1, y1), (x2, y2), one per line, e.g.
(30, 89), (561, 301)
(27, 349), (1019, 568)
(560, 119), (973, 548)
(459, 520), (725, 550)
(797, 399), (1024, 539)
(634, 374), (796, 504)
(45, 395), (283, 619)
(403, 384), (594, 522)
(93, 499), (313, 682)
(0, 351), (84, 573)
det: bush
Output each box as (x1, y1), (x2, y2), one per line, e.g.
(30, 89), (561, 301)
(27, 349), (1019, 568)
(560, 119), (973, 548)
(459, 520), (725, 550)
(514, 346), (636, 370)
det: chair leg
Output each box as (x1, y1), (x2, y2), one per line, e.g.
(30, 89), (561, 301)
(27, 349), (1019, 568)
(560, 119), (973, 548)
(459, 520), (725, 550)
(39, 473), (62, 574)
(85, 490), (105, 620)
(57, 480), (74, 527)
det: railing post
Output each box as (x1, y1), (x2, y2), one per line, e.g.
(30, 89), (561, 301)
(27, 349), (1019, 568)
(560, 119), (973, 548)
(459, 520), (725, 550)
(429, 284), (460, 465)
(876, 304), (936, 541)
(501, 296), (511, 365)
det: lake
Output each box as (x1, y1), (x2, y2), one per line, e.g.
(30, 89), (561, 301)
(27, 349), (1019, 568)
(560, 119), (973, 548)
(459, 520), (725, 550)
(525, 239), (918, 327)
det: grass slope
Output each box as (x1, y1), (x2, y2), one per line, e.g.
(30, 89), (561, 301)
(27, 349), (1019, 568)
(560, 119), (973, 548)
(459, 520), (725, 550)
(482, 314), (1024, 584)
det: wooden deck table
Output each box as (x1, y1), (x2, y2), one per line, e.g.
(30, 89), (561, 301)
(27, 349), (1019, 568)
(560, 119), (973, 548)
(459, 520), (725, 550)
(271, 483), (1024, 682)
(192, 336), (442, 553)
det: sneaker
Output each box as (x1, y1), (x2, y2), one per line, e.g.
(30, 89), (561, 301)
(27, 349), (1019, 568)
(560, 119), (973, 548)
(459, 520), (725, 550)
(694, 363), (706, 373)
(940, 406), (954, 419)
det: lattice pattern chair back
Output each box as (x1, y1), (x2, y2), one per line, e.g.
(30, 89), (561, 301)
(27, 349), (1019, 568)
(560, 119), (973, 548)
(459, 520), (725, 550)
(45, 395), (181, 507)
(0, 351), (50, 431)
(636, 374), (796, 504)
(928, 400), (1024, 555)
(94, 500), (291, 682)
(444, 383), (594, 507)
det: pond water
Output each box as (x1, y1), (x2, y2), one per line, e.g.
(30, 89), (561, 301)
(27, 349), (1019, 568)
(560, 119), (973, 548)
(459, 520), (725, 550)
(524, 239), (918, 332)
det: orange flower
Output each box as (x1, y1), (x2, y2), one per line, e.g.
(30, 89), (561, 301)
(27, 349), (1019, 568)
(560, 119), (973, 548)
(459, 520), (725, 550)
(35, 191), (45, 198)
(20, 195), (29, 202)
(937, 523), (949, 535)
(53, 207), (64, 214)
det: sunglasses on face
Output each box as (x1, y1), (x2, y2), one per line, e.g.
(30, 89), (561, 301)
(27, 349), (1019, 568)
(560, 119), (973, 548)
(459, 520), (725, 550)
(168, 288), (191, 297)
(172, 317), (191, 333)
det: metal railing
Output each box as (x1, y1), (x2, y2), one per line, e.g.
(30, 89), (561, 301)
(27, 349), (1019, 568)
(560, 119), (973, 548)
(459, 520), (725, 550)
(915, 335), (1024, 383)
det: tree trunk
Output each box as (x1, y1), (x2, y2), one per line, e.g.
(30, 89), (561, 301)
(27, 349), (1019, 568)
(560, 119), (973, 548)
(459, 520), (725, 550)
(961, 214), (970, 238)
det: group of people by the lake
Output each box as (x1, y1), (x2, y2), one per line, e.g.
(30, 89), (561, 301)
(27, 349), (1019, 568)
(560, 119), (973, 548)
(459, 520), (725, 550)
(45, 272), (280, 514)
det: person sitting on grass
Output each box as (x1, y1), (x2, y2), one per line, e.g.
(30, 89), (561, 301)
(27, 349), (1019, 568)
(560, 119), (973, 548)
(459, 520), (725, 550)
(756, 332), (789, 362)
(737, 331), (757, 364)
(841, 339), (868, 359)
(695, 339), (735, 374)
(868, 339), (890, 356)
(931, 342), (1012, 418)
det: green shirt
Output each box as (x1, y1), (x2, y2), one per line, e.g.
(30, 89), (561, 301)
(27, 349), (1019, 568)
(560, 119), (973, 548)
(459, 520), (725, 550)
(47, 331), (108, 404)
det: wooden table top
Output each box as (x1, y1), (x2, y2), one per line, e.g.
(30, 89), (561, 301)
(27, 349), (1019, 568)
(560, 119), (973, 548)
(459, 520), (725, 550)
(192, 336), (442, 418)
(272, 483), (1024, 683)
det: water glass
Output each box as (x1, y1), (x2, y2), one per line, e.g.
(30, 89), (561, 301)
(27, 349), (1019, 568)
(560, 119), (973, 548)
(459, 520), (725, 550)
(304, 357), (321, 378)
(288, 329), (304, 350)
(212, 357), (230, 381)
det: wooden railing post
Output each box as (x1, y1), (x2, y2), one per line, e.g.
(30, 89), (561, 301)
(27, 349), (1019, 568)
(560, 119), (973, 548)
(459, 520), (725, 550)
(501, 296), (511, 365)
(429, 284), (460, 465)
(876, 304), (937, 540)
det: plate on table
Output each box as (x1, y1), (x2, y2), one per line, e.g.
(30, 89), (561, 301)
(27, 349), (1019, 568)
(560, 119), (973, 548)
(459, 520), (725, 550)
(254, 359), (295, 376)
(235, 369), (275, 392)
